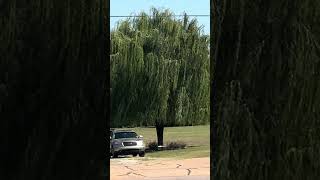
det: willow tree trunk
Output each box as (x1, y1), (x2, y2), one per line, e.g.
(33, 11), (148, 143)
(156, 123), (164, 146)
(0, 1), (109, 179)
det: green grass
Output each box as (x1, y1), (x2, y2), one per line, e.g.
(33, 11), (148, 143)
(117, 125), (210, 159)
(147, 146), (210, 159)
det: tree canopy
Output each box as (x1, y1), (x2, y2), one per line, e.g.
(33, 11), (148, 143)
(111, 8), (210, 128)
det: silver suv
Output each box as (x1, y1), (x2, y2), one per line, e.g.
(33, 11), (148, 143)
(110, 129), (146, 158)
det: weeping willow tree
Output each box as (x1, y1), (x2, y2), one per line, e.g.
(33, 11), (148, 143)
(111, 8), (210, 145)
(0, 0), (108, 179)
(212, 0), (320, 179)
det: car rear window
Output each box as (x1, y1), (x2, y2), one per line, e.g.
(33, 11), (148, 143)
(114, 132), (137, 139)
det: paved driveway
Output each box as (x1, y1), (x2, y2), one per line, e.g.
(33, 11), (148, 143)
(110, 157), (210, 180)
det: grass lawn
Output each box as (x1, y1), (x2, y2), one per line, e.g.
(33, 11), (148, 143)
(146, 145), (210, 159)
(117, 125), (210, 159)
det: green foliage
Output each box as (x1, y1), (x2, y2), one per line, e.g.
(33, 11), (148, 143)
(212, 0), (320, 179)
(111, 8), (210, 127)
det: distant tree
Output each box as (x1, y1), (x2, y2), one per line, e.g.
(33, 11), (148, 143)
(111, 8), (209, 145)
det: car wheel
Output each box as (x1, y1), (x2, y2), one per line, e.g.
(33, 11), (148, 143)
(139, 151), (145, 157)
(132, 153), (137, 157)
(113, 152), (118, 158)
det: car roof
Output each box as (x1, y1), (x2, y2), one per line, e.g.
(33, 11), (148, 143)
(110, 129), (135, 133)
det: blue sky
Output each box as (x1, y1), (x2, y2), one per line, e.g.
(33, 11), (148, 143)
(110, 0), (210, 35)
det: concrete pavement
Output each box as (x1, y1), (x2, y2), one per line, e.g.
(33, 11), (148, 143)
(110, 157), (210, 180)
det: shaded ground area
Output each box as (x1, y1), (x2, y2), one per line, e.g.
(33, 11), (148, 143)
(110, 157), (210, 180)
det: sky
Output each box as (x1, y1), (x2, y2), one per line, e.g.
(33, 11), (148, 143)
(110, 0), (210, 35)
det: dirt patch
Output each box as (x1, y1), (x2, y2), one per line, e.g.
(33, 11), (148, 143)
(110, 157), (210, 180)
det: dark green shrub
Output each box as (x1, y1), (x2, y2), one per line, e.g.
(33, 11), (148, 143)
(166, 141), (187, 150)
(146, 141), (158, 151)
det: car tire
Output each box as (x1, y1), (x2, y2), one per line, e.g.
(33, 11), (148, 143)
(139, 151), (145, 157)
(132, 153), (137, 157)
(113, 152), (118, 158)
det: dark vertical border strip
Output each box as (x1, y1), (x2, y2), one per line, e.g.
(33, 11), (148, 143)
(210, 0), (214, 179)
(210, 0), (220, 179)
(104, 0), (110, 179)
